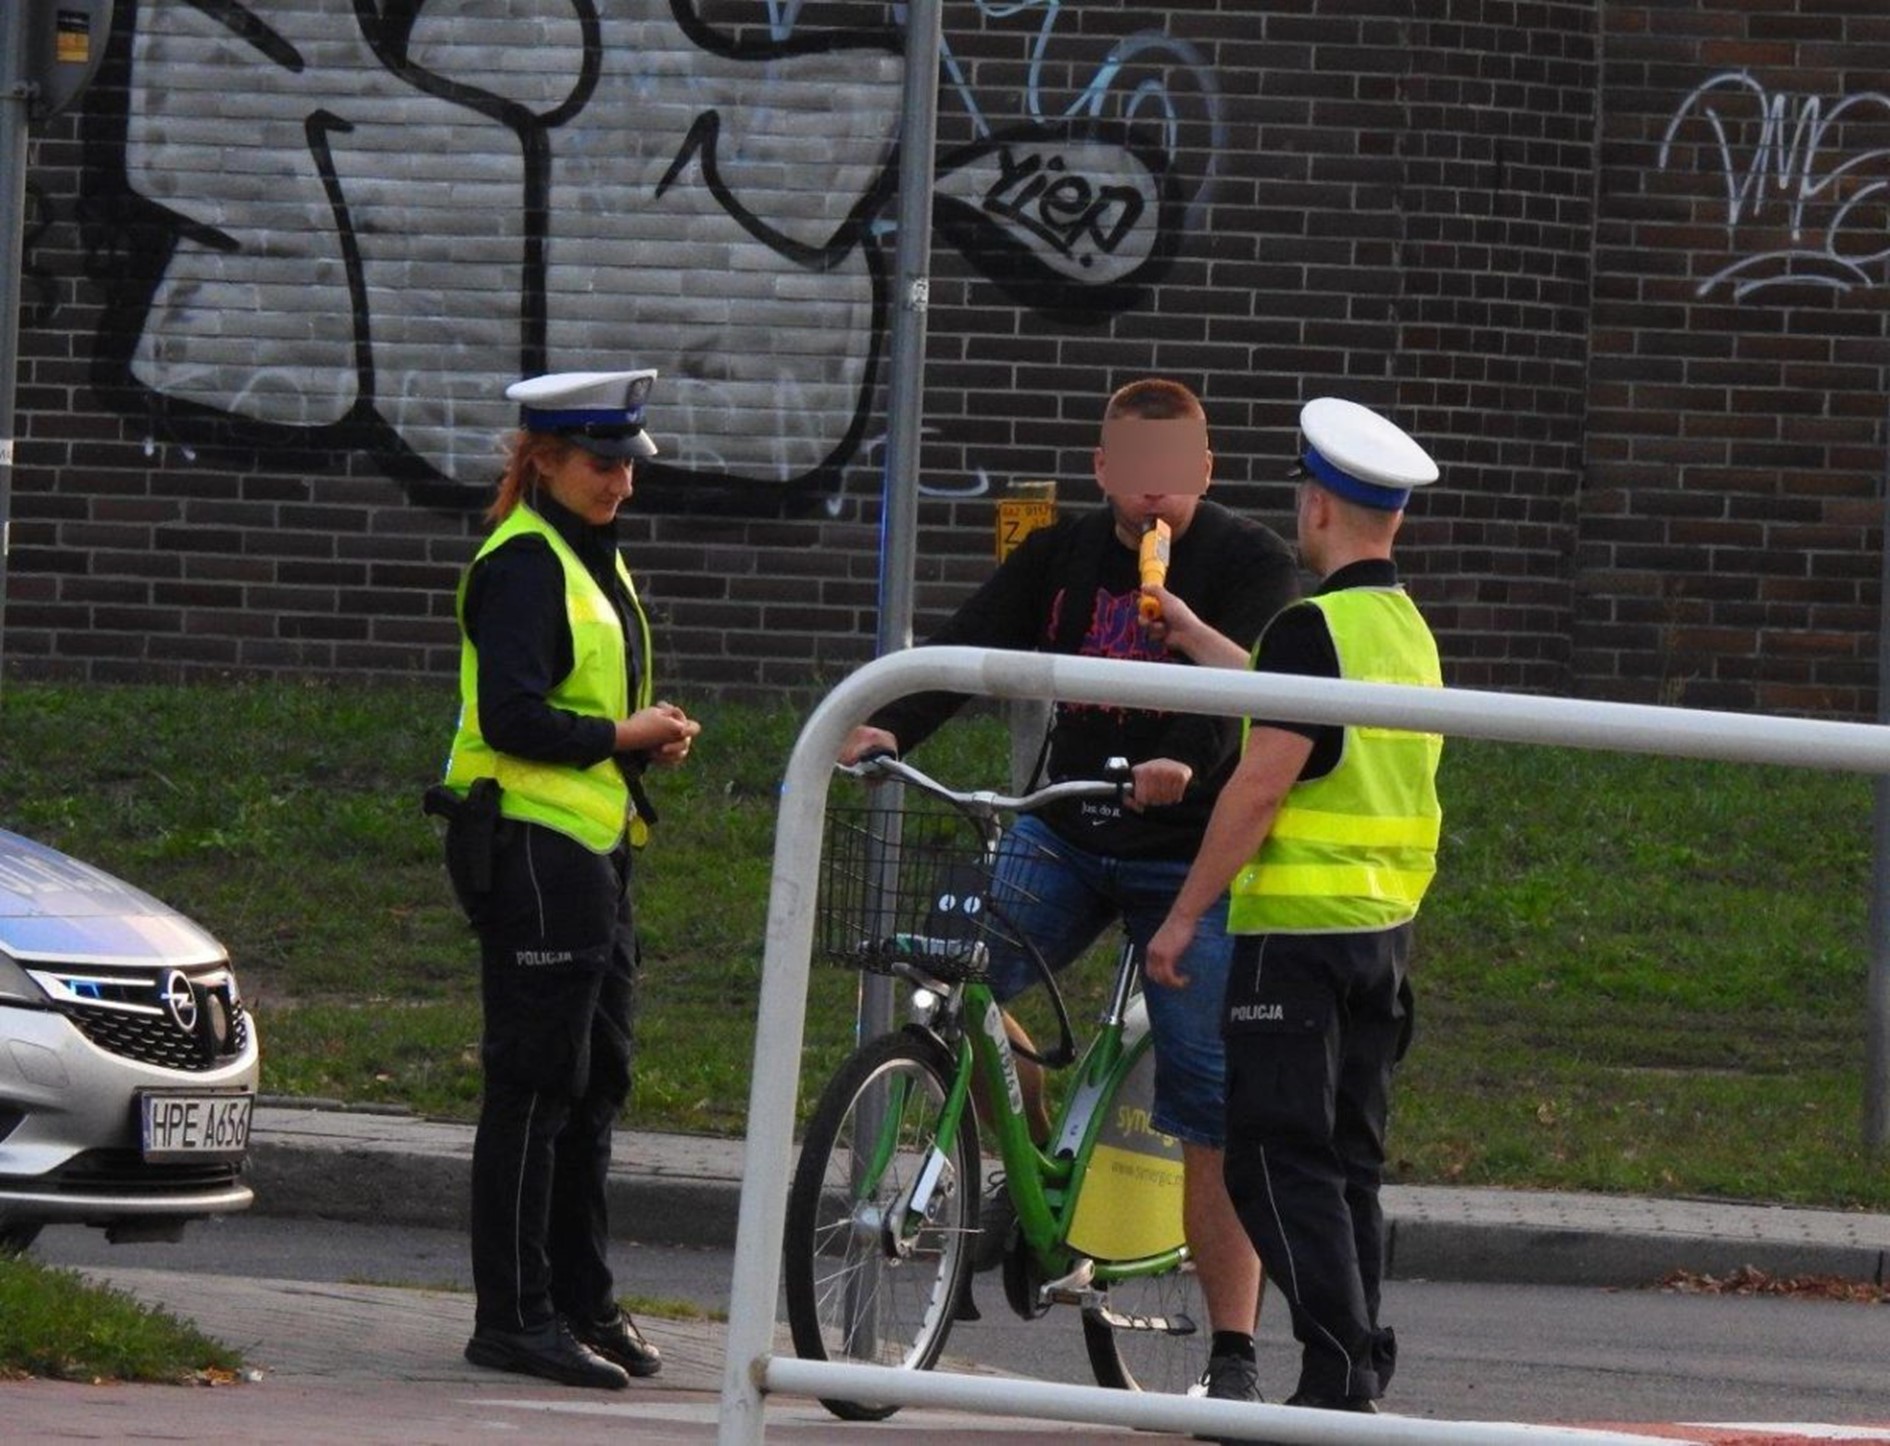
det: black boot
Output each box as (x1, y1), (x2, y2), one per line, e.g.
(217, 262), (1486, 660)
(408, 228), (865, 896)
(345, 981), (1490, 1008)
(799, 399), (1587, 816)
(1283, 1391), (1378, 1412)
(569, 1309), (663, 1377)
(465, 1316), (630, 1389)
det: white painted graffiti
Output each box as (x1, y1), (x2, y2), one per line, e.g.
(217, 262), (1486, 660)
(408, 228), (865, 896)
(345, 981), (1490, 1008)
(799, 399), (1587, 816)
(100, 0), (1220, 499)
(119, 0), (902, 489)
(1658, 71), (1890, 300)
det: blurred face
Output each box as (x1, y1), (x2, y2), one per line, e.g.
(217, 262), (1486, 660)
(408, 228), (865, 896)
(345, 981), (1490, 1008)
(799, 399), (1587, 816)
(1093, 416), (1212, 542)
(540, 443), (634, 524)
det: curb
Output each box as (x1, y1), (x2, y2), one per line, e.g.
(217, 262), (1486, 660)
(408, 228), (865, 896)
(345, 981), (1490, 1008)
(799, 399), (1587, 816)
(243, 1107), (1890, 1290)
(1383, 1217), (1889, 1290)
(247, 1139), (742, 1250)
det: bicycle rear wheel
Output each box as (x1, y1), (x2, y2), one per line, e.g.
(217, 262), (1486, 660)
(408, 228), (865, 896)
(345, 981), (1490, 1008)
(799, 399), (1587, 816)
(783, 1028), (979, 1421)
(1082, 1259), (1207, 1394)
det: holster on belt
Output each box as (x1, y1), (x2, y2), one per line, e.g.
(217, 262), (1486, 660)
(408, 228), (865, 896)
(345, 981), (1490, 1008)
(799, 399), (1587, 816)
(627, 773), (659, 833)
(424, 778), (502, 897)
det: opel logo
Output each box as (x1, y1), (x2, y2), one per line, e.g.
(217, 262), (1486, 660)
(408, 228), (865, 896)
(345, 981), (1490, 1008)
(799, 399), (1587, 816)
(160, 970), (199, 1036)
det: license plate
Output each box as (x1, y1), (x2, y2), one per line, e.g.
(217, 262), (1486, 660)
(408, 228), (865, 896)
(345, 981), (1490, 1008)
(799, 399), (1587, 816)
(139, 1092), (253, 1162)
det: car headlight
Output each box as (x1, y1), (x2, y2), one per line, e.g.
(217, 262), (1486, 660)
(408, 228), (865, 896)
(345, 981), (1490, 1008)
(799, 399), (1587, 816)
(0, 952), (46, 1005)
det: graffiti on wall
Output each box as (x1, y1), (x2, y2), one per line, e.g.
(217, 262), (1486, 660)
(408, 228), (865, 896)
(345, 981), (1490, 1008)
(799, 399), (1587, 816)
(1658, 72), (1890, 300)
(79, 0), (1221, 505)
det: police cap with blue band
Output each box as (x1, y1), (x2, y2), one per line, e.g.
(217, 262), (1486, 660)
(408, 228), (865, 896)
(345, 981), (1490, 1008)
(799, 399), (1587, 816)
(505, 369), (660, 459)
(1295, 397), (1437, 511)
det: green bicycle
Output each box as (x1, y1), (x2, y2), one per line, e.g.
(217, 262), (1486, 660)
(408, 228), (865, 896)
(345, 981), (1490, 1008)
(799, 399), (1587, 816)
(782, 753), (1207, 1421)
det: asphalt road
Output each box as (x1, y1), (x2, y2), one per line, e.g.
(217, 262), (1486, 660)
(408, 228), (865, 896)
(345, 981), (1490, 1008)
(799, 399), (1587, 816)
(34, 1215), (1890, 1427)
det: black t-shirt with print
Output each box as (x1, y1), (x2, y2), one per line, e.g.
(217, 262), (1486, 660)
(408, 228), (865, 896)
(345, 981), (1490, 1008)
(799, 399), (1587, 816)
(869, 500), (1299, 860)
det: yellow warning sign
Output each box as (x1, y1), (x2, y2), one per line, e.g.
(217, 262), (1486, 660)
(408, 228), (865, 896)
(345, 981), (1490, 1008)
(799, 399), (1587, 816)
(995, 499), (1055, 561)
(56, 13), (93, 65)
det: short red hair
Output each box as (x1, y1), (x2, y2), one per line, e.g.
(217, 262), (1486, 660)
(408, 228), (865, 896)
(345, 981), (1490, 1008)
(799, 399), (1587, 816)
(1103, 378), (1206, 423)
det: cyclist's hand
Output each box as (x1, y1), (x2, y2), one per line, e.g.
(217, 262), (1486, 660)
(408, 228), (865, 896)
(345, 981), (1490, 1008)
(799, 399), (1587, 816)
(840, 725), (900, 767)
(1125, 757), (1192, 811)
(1145, 913), (1197, 989)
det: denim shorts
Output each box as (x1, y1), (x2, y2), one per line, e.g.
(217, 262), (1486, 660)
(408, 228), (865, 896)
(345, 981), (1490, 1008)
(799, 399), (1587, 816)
(983, 814), (1232, 1148)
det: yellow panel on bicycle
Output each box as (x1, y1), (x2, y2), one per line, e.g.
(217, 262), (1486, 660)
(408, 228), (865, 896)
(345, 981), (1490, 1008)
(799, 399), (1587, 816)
(1064, 1045), (1186, 1262)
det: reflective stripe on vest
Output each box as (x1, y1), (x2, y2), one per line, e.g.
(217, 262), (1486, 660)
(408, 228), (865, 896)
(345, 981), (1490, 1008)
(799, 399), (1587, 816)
(1228, 587), (1443, 935)
(442, 504), (654, 853)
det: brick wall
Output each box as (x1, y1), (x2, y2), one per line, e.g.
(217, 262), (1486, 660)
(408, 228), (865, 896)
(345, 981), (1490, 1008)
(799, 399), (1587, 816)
(5, 2), (1887, 715)
(1580, 2), (1890, 714)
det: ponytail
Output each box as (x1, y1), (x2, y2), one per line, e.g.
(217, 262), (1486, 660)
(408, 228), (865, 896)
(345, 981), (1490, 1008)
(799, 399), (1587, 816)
(486, 431), (575, 525)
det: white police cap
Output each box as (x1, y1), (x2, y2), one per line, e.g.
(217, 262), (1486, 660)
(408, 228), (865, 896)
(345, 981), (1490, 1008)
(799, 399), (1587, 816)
(505, 370), (659, 459)
(1296, 397), (1437, 511)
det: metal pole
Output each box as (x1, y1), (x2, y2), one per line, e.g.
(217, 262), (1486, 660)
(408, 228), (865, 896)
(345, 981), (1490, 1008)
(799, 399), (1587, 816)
(1867, 388), (1890, 1152)
(0, 4), (36, 695)
(859, 0), (943, 1045)
(875, 0), (941, 663)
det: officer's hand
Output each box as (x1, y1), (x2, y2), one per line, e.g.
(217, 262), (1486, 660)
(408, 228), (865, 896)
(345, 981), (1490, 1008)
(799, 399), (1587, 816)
(1144, 913), (1197, 989)
(1125, 757), (1192, 811)
(1142, 585), (1251, 669)
(618, 702), (698, 757)
(649, 704), (701, 768)
(1138, 583), (1199, 650)
(840, 726), (900, 767)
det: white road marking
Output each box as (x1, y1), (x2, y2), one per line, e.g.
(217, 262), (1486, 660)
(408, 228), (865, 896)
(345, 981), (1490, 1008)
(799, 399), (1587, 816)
(1679, 1430), (1890, 1442)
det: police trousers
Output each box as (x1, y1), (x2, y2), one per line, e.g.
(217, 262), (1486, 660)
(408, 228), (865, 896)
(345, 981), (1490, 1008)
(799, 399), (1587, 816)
(1220, 925), (1412, 1402)
(458, 819), (638, 1333)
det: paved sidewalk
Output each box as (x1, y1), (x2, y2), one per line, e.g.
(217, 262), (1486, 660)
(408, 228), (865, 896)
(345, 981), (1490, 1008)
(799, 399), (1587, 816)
(0, 1267), (1118, 1443)
(11, 1101), (1889, 1443)
(8, 1262), (1888, 1445)
(247, 1101), (1890, 1288)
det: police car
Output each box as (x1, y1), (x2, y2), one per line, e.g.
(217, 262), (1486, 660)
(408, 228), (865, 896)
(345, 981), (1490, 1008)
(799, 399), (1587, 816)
(0, 828), (257, 1253)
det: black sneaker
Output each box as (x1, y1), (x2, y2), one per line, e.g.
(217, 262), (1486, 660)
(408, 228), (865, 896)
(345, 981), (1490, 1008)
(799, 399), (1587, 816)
(1200, 1352), (1262, 1404)
(1198, 1352), (1263, 1443)
(569, 1309), (663, 1377)
(464, 1317), (630, 1390)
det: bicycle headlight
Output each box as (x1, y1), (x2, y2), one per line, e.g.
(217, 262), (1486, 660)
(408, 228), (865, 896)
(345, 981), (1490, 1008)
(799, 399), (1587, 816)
(908, 987), (942, 1027)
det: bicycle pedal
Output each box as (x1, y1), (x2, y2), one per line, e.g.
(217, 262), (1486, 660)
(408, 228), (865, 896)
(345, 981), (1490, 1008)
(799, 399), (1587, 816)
(1037, 1256), (1096, 1304)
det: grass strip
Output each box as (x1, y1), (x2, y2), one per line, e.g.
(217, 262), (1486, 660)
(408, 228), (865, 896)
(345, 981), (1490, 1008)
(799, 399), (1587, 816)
(0, 1254), (244, 1384)
(1, 679), (1884, 1208)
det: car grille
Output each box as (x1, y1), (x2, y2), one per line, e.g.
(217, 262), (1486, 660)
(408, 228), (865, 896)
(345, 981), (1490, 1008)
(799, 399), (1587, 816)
(25, 964), (251, 1073)
(67, 1003), (251, 1073)
(50, 1149), (243, 1197)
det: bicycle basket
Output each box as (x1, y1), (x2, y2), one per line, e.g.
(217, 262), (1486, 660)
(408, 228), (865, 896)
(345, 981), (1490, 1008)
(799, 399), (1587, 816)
(819, 802), (1032, 982)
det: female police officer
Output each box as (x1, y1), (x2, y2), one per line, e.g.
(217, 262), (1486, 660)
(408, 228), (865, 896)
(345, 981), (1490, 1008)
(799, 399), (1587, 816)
(437, 369), (700, 1389)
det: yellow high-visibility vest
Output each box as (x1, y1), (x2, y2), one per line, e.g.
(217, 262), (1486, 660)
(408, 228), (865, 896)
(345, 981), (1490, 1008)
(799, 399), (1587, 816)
(443, 504), (654, 853)
(1229, 587), (1442, 934)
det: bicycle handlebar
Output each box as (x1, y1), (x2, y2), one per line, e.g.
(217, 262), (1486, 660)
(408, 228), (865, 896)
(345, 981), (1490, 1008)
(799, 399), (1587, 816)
(837, 751), (1128, 815)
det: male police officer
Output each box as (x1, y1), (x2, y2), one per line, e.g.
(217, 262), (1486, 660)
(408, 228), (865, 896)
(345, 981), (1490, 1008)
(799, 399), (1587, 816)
(1144, 398), (1443, 1428)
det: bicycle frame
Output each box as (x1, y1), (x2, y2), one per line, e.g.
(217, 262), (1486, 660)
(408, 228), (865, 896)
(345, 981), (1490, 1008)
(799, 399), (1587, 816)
(908, 938), (1189, 1303)
(826, 752), (1188, 1312)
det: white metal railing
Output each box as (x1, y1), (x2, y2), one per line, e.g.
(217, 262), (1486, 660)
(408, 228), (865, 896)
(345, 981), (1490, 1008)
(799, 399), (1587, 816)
(717, 645), (1890, 1445)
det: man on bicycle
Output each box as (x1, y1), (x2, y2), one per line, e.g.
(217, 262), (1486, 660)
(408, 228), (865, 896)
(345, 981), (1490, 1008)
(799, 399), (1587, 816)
(839, 377), (1298, 1404)
(1145, 397), (1443, 1427)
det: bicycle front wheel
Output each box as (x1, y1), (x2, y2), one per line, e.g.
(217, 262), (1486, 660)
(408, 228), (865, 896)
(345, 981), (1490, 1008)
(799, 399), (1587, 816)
(1082, 1259), (1207, 1394)
(783, 1028), (979, 1421)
